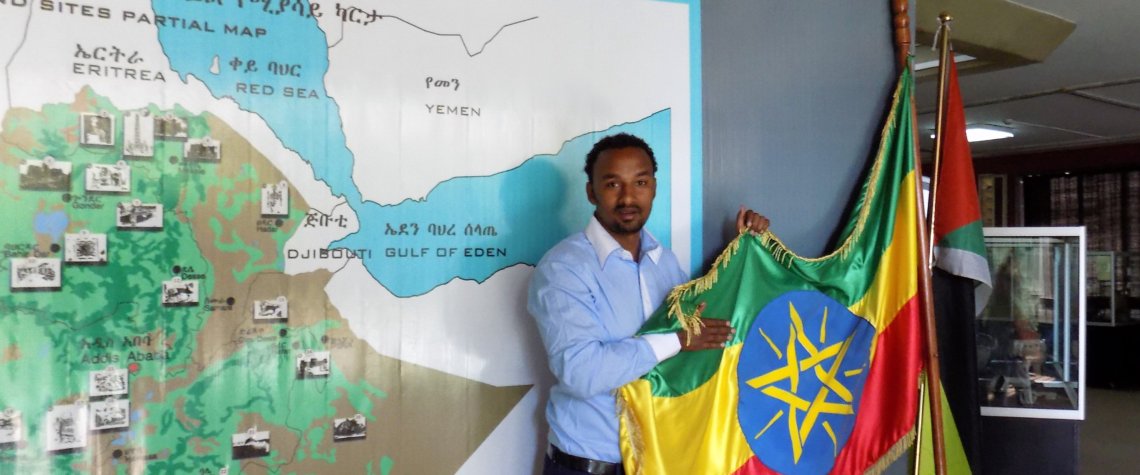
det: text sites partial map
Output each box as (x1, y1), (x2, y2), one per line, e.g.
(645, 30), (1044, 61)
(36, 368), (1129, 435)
(0, 0), (697, 473)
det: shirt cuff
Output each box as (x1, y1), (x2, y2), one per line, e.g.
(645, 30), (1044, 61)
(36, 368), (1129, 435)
(642, 333), (682, 362)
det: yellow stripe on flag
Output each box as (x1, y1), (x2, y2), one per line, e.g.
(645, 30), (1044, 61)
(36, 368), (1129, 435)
(619, 344), (755, 475)
(848, 171), (920, 334)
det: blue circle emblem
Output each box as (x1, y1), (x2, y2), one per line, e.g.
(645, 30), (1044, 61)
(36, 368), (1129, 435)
(737, 291), (875, 474)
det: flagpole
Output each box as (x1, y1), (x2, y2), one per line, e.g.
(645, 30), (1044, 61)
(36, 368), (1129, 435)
(927, 13), (954, 265)
(892, 1), (948, 474)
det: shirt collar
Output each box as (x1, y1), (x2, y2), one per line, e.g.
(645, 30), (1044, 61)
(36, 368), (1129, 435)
(584, 215), (663, 268)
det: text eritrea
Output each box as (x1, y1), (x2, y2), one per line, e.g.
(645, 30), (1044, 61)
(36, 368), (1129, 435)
(72, 43), (165, 81)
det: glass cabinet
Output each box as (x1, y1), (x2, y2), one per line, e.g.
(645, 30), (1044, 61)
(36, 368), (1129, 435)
(978, 227), (1085, 420)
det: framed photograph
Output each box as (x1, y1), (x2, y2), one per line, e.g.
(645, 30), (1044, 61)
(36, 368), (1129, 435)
(80, 112), (114, 147)
(162, 277), (199, 306)
(89, 366), (128, 397)
(65, 230), (108, 264)
(231, 427), (270, 460)
(10, 258), (61, 289)
(85, 162), (131, 193)
(979, 174), (1008, 227)
(261, 181), (289, 216)
(253, 296), (288, 321)
(117, 200), (163, 229)
(45, 404), (87, 452)
(122, 111), (155, 158)
(184, 137), (221, 162)
(332, 414), (366, 441)
(19, 156), (71, 191)
(295, 350), (330, 379)
(89, 399), (129, 431)
(0, 409), (22, 445)
(155, 114), (188, 140)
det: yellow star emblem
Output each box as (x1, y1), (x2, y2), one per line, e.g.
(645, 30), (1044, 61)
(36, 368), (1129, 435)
(745, 301), (863, 463)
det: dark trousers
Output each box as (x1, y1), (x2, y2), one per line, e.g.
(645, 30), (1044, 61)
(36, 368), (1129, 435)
(542, 454), (625, 475)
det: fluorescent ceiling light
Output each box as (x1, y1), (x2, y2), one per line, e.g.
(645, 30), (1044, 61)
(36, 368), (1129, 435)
(914, 54), (976, 71)
(966, 127), (1014, 142)
(929, 125), (1015, 143)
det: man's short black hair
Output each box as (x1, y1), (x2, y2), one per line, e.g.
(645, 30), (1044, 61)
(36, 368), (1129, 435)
(584, 133), (657, 182)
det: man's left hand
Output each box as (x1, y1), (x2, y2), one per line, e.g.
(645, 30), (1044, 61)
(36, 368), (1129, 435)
(736, 206), (770, 235)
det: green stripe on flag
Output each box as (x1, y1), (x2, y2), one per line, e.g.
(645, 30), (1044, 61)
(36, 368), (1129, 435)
(936, 220), (986, 257)
(636, 70), (918, 398)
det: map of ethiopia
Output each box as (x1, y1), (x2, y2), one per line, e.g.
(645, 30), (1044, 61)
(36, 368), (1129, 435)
(0, 0), (699, 473)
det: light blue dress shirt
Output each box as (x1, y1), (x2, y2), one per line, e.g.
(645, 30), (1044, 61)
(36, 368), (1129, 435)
(528, 216), (686, 463)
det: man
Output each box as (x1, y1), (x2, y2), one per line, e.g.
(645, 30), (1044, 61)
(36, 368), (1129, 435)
(528, 133), (768, 474)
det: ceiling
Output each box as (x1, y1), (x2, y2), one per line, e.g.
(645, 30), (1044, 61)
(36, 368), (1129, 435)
(913, 0), (1140, 160)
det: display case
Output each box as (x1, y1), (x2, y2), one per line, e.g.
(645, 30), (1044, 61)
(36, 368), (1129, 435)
(1086, 251), (1140, 327)
(978, 227), (1085, 420)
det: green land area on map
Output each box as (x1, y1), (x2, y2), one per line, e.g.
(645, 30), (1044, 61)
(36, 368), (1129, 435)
(0, 89), (526, 474)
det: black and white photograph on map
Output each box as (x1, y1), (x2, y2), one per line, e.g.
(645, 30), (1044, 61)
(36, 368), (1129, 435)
(19, 156), (71, 191)
(184, 137), (221, 161)
(122, 111), (155, 158)
(10, 258), (61, 290)
(162, 278), (199, 306)
(65, 230), (108, 264)
(332, 414), (366, 441)
(45, 404), (87, 452)
(231, 427), (270, 460)
(117, 200), (163, 229)
(89, 366), (128, 397)
(0, 409), (22, 445)
(253, 296), (288, 321)
(155, 113), (188, 140)
(261, 181), (289, 216)
(295, 350), (331, 379)
(80, 112), (114, 147)
(85, 162), (131, 193)
(89, 399), (129, 431)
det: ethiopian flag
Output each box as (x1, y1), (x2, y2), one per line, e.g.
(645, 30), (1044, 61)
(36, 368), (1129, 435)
(618, 71), (924, 475)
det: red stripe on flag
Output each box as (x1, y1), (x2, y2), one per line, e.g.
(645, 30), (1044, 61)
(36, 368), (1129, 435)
(831, 296), (924, 474)
(932, 57), (983, 243)
(731, 455), (780, 475)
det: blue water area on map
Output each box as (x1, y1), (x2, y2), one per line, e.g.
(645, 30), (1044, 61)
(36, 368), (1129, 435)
(33, 211), (68, 241)
(150, 1), (361, 204)
(149, 1), (674, 296)
(335, 111), (671, 296)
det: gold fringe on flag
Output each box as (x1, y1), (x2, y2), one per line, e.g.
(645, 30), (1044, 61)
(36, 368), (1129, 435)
(663, 77), (908, 344)
(665, 232), (745, 341)
(865, 370), (924, 475)
(866, 427), (917, 475)
(616, 389), (646, 475)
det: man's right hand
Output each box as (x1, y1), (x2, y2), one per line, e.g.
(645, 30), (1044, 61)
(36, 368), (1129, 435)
(678, 317), (735, 351)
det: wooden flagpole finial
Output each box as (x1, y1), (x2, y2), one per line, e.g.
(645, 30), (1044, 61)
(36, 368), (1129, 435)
(893, 0), (911, 70)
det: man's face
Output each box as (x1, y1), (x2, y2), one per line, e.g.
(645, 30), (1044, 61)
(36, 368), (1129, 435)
(587, 146), (656, 239)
